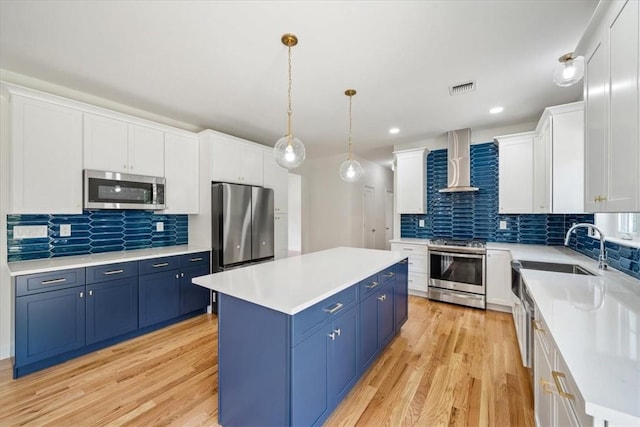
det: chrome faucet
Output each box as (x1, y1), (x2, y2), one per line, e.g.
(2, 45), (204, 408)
(564, 223), (608, 269)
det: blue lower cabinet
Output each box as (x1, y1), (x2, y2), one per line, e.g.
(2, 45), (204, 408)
(138, 269), (180, 328)
(292, 323), (329, 426)
(15, 286), (86, 367)
(217, 261), (408, 426)
(86, 277), (138, 345)
(359, 281), (395, 372)
(329, 304), (359, 406)
(292, 304), (359, 426)
(394, 259), (409, 330)
(14, 251), (211, 378)
(179, 265), (211, 315)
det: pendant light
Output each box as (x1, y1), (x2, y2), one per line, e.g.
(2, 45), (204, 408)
(274, 33), (306, 169)
(553, 52), (584, 87)
(339, 89), (363, 182)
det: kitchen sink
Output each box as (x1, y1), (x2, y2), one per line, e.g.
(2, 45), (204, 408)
(517, 260), (595, 276)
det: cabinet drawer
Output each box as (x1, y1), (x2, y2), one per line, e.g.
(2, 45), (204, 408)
(180, 252), (210, 268)
(359, 273), (381, 299)
(292, 286), (358, 346)
(407, 254), (427, 273)
(138, 256), (180, 275)
(390, 243), (427, 255)
(16, 268), (85, 296)
(86, 261), (138, 284)
(379, 266), (396, 285)
(408, 272), (427, 292)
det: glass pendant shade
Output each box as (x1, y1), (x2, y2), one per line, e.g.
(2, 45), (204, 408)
(553, 54), (584, 87)
(274, 135), (305, 169)
(339, 159), (363, 182)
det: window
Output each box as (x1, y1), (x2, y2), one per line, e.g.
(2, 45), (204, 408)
(594, 213), (640, 247)
(618, 213), (639, 237)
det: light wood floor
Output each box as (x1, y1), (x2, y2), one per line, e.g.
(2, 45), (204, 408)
(0, 297), (534, 426)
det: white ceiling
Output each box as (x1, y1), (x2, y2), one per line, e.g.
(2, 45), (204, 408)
(0, 0), (598, 166)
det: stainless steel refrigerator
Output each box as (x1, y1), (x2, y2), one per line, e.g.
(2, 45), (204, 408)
(211, 182), (274, 271)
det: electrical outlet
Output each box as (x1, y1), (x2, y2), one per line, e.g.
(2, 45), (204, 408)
(418, 219), (425, 228)
(499, 220), (507, 230)
(156, 222), (164, 232)
(60, 224), (71, 237)
(13, 225), (48, 239)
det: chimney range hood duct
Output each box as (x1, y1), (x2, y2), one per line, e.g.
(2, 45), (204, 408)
(439, 128), (479, 193)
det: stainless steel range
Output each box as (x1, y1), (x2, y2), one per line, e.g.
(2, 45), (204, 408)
(427, 238), (486, 309)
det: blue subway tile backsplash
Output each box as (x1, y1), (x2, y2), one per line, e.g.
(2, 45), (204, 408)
(7, 210), (188, 262)
(401, 142), (640, 280)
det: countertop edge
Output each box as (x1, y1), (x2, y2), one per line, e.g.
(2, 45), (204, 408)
(8, 245), (212, 276)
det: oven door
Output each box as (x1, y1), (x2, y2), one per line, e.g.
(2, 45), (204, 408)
(428, 250), (486, 295)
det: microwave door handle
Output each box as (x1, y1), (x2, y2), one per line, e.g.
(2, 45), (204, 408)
(429, 250), (484, 260)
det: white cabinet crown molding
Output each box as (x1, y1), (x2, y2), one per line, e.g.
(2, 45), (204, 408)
(1, 81), (197, 138)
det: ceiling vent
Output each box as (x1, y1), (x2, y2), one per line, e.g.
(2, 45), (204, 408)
(448, 81), (476, 96)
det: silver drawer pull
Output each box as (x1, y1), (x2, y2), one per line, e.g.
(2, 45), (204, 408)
(384, 272), (395, 278)
(365, 281), (379, 289)
(152, 262), (169, 268)
(378, 294), (387, 302)
(41, 278), (67, 285)
(189, 257), (203, 262)
(103, 269), (124, 275)
(324, 302), (343, 314)
(399, 259), (408, 264)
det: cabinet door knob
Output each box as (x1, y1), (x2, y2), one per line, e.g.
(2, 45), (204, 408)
(328, 332), (336, 340)
(334, 328), (341, 337)
(79, 292), (84, 298)
(181, 272), (184, 277)
(88, 290), (93, 296)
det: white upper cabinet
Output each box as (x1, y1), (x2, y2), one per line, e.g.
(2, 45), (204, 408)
(210, 132), (264, 186)
(395, 149), (427, 214)
(84, 113), (164, 177)
(533, 102), (585, 214)
(497, 132), (534, 214)
(532, 120), (552, 213)
(163, 132), (199, 214)
(8, 92), (83, 214)
(499, 102), (584, 215)
(263, 149), (288, 214)
(127, 124), (165, 177)
(579, 0), (639, 212)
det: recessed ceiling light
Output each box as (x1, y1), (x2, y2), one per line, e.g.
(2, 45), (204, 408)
(389, 127), (400, 134)
(490, 106), (504, 114)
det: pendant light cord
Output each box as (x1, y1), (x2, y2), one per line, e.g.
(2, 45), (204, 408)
(287, 45), (293, 143)
(348, 93), (353, 160)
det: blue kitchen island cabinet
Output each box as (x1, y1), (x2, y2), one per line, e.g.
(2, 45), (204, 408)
(192, 247), (408, 427)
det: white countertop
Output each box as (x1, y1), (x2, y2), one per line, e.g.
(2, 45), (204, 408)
(192, 247), (406, 315)
(7, 245), (211, 276)
(511, 248), (640, 424)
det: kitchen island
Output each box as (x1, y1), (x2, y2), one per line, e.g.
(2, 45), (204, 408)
(192, 247), (408, 426)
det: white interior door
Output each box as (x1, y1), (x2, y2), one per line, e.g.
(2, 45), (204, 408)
(385, 189), (393, 249)
(363, 186), (375, 249)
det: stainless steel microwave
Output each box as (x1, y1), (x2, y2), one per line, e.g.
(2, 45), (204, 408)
(84, 170), (166, 210)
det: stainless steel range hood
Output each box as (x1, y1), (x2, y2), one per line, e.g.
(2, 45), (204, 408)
(438, 128), (479, 193)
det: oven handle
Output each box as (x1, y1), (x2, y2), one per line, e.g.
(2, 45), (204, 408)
(429, 250), (485, 260)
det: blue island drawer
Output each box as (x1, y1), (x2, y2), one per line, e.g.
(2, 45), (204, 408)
(379, 266), (396, 284)
(138, 256), (180, 275)
(292, 285), (357, 346)
(86, 261), (138, 284)
(180, 252), (210, 268)
(359, 273), (381, 299)
(16, 268), (85, 296)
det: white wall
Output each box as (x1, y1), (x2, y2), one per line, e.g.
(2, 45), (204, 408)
(1, 91), (11, 359)
(297, 154), (393, 254)
(288, 174), (302, 253)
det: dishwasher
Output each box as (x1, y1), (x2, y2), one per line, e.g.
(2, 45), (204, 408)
(511, 260), (534, 371)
